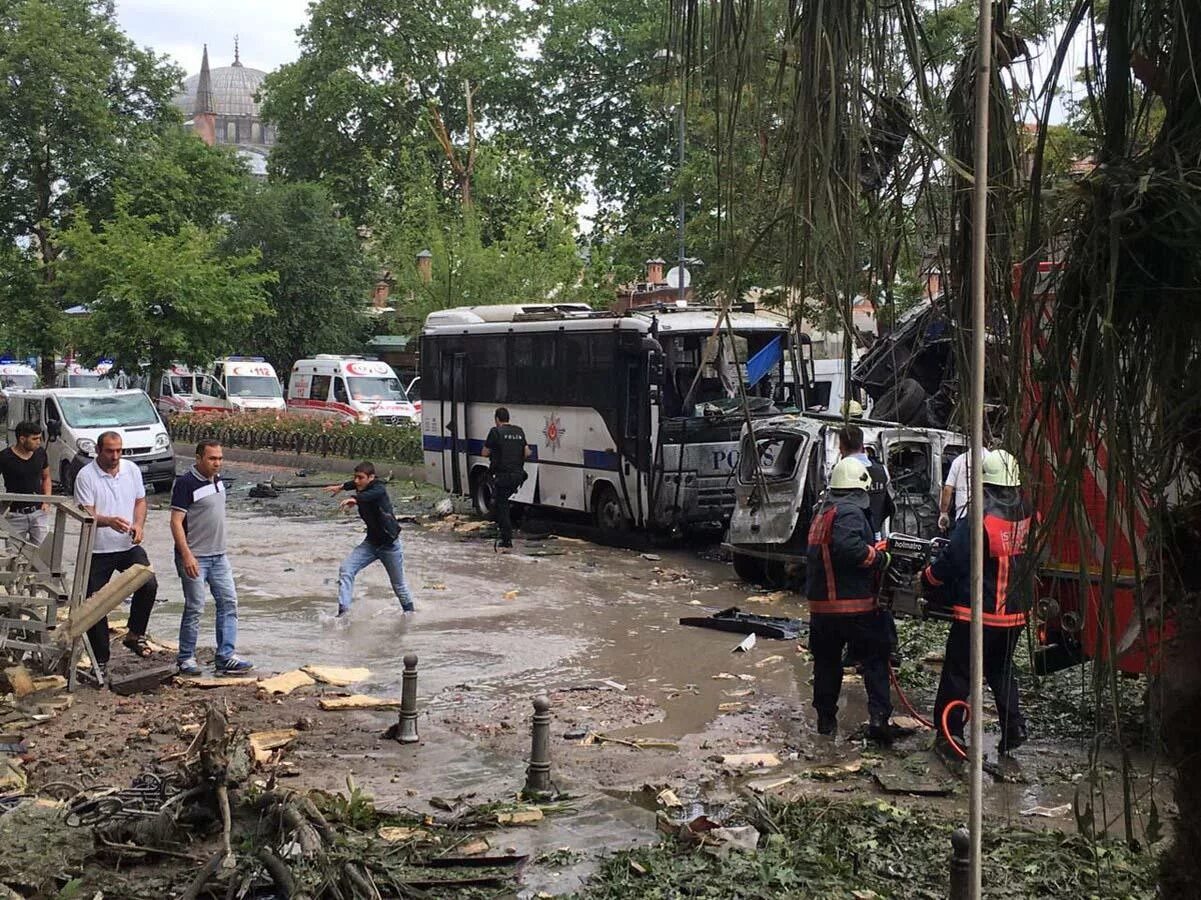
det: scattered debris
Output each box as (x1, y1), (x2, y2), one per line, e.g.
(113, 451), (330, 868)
(106, 663), (177, 696)
(720, 753), (782, 769)
(300, 665), (370, 687)
(656, 788), (683, 808)
(600, 679), (627, 691)
(318, 695), (402, 711)
(733, 633), (758, 653)
(258, 670), (317, 696)
(1021, 804), (1072, 818)
(706, 825), (760, 858)
(754, 654), (785, 668)
(178, 676), (258, 688)
(248, 729), (300, 763)
(503, 590), (520, 601)
(680, 607), (806, 640)
(746, 591), (790, 604)
(495, 807), (543, 825)
(434, 498), (456, 517)
(640, 553), (662, 561)
(803, 759), (865, 780)
(587, 733), (680, 751)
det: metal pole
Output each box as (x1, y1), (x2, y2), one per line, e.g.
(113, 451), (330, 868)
(968, 0), (993, 893)
(949, 827), (971, 899)
(523, 694), (552, 797)
(396, 653), (420, 743)
(677, 99), (686, 306)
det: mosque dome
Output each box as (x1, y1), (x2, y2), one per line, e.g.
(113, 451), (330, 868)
(174, 58), (267, 118)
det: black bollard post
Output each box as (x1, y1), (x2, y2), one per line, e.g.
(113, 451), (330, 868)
(948, 827), (971, 900)
(396, 654), (420, 744)
(523, 694), (552, 797)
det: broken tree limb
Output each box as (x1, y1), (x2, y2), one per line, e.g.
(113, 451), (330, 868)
(55, 565), (153, 643)
(179, 850), (226, 900)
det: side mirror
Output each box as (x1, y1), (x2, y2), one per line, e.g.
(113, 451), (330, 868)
(47, 421), (61, 441)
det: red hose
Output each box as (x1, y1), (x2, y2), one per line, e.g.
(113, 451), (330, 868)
(940, 700), (971, 760)
(886, 665), (969, 760)
(887, 664), (935, 730)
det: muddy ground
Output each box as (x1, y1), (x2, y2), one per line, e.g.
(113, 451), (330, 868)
(1, 459), (1174, 896)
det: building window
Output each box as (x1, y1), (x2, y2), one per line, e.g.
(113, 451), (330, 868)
(225, 120), (237, 144)
(251, 122), (262, 144)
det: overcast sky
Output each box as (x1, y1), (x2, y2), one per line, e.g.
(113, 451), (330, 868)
(115, 0), (308, 76)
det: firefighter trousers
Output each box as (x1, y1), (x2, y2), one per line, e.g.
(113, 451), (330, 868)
(933, 620), (1025, 742)
(810, 610), (892, 722)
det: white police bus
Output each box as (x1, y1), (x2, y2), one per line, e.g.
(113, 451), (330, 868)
(420, 302), (813, 532)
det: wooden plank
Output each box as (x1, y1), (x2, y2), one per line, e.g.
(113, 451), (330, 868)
(249, 728), (300, 763)
(300, 665), (370, 686)
(258, 670), (316, 696)
(55, 565), (154, 642)
(318, 694), (401, 711)
(108, 664), (177, 696)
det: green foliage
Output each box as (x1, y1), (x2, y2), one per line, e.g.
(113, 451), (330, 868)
(55, 205), (274, 379)
(167, 411), (423, 465)
(223, 181), (375, 372)
(575, 796), (1158, 899)
(0, 0), (184, 376)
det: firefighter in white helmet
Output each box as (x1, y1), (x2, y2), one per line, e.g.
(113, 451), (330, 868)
(922, 449), (1035, 756)
(805, 457), (895, 742)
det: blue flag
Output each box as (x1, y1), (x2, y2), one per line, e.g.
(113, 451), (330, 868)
(745, 335), (783, 387)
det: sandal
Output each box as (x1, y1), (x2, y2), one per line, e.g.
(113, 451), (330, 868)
(122, 634), (153, 658)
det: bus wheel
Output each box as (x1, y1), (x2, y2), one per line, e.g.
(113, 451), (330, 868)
(471, 470), (495, 517)
(592, 483), (629, 531)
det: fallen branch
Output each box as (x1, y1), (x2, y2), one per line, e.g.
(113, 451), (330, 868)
(179, 849), (225, 900)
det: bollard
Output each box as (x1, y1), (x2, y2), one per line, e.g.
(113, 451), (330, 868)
(948, 827), (971, 900)
(396, 654), (420, 744)
(523, 694), (552, 797)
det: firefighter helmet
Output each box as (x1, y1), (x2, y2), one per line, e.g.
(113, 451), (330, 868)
(830, 457), (871, 491)
(982, 449), (1021, 487)
(842, 399), (864, 418)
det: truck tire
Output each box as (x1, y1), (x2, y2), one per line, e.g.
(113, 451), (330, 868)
(734, 552), (790, 588)
(872, 377), (926, 425)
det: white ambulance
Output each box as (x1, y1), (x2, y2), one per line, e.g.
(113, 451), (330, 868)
(198, 357), (286, 412)
(287, 356), (417, 426)
(56, 361), (116, 390)
(0, 362), (38, 393)
(155, 365), (208, 416)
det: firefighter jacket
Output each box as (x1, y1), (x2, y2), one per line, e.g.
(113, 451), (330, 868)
(805, 493), (884, 615)
(922, 491), (1035, 628)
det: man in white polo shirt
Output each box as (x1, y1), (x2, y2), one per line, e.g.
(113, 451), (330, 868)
(74, 431), (159, 676)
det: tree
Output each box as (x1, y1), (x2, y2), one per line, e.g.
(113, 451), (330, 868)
(223, 182), (375, 373)
(56, 205), (273, 382)
(0, 0), (182, 381)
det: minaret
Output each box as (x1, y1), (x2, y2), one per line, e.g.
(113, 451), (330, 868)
(232, 34), (242, 67)
(192, 44), (217, 146)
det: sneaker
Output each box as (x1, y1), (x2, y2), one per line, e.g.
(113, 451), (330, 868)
(817, 711), (837, 735)
(401, 604), (416, 614)
(176, 658), (202, 677)
(336, 606), (350, 618)
(214, 657), (255, 676)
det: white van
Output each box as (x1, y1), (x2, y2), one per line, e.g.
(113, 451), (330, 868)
(287, 356), (417, 426)
(200, 357), (286, 412)
(0, 362), (38, 393)
(5, 389), (176, 493)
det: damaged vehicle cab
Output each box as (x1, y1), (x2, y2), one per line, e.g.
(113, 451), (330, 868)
(725, 412), (964, 591)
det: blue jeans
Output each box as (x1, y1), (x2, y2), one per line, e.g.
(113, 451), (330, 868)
(176, 553), (239, 663)
(338, 539), (414, 612)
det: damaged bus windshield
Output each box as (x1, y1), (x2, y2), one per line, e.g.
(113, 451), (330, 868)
(421, 303), (812, 532)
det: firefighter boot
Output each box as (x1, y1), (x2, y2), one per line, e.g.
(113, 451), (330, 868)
(868, 713), (895, 745)
(817, 711), (838, 736)
(998, 723), (1027, 755)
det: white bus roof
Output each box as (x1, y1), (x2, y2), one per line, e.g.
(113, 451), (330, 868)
(423, 304), (791, 335)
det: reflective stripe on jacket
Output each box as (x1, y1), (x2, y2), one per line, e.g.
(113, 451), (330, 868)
(922, 491), (1035, 628)
(805, 494), (879, 615)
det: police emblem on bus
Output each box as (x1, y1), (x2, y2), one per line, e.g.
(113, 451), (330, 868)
(543, 414), (566, 450)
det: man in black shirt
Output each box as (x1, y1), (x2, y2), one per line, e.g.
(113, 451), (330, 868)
(0, 421), (51, 546)
(482, 407), (529, 549)
(324, 461), (415, 617)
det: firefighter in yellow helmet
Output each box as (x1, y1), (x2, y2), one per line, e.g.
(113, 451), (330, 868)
(922, 449), (1035, 756)
(806, 457), (894, 742)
